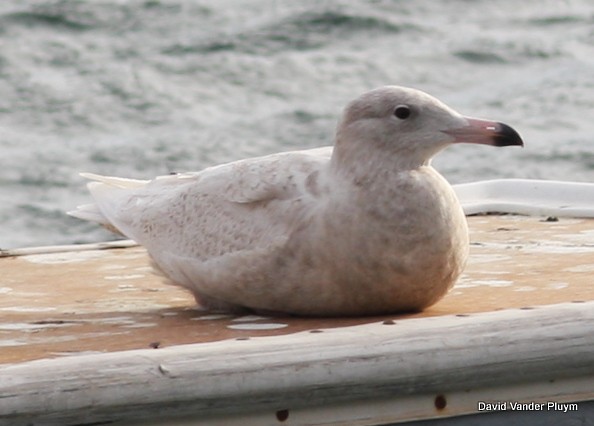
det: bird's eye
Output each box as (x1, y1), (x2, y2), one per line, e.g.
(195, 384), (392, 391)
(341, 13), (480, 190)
(394, 105), (411, 120)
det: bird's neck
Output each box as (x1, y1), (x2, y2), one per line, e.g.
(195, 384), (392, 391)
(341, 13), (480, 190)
(329, 140), (431, 188)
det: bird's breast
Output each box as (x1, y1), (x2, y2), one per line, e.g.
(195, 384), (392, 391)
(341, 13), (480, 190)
(317, 169), (468, 304)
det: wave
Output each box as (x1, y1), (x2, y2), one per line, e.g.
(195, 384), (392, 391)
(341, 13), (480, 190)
(0, 10), (91, 31)
(164, 10), (413, 56)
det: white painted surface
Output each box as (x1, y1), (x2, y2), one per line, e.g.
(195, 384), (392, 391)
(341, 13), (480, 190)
(1, 302), (592, 426)
(454, 179), (594, 217)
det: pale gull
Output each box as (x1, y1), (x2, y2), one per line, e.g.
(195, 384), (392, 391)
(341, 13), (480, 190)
(69, 86), (523, 316)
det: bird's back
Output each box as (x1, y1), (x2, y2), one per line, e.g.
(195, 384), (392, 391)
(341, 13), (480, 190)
(70, 148), (332, 311)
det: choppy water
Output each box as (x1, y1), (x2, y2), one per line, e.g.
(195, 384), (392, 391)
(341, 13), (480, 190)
(1, 0), (593, 249)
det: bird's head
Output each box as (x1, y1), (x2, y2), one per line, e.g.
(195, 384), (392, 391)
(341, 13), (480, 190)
(333, 86), (523, 171)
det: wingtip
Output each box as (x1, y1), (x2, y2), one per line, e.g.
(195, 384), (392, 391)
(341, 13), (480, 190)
(78, 173), (149, 188)
(67, 204), (105, 223)
(80, 172), (102, 180)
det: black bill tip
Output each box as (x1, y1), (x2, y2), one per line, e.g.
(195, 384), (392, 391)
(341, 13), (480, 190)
(493, 122), (524, 147)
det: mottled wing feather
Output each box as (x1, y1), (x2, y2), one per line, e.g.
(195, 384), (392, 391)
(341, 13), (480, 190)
(85, 147), (332, 266)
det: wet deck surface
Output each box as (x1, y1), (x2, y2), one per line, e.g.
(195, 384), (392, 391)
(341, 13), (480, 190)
(1, 215), (592, 365)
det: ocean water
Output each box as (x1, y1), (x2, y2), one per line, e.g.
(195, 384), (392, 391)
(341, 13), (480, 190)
(1, 0), (593, 249)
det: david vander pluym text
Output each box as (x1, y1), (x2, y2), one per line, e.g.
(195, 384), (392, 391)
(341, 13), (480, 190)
(478, 401), (579, 412)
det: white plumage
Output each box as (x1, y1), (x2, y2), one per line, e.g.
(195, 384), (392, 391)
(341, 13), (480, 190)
(70, 86), (522, 316)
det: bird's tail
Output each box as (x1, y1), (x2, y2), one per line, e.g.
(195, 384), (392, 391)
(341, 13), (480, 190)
(68, 173), (149, 234)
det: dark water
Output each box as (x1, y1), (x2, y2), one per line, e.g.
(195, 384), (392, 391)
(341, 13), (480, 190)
(1, 0), (593, 248)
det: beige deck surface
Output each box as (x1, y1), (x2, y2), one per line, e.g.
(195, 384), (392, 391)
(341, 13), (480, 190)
(1, 215), (592, 365)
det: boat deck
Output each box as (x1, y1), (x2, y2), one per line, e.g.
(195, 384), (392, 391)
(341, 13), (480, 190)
(1, 214), (593, 425)
(1, 215), (592, 365)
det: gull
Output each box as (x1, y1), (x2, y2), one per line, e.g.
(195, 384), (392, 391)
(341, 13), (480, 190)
(70, 86), (523, 316)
